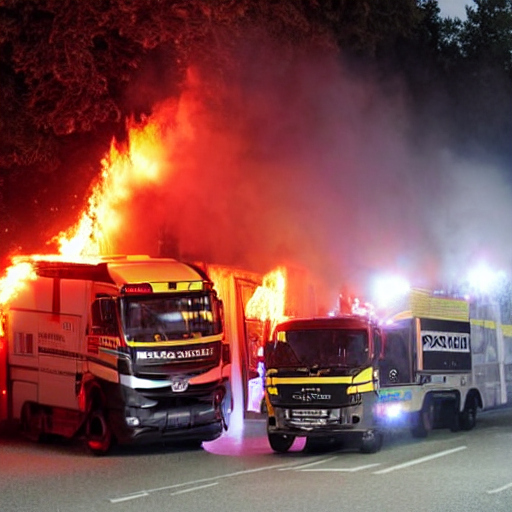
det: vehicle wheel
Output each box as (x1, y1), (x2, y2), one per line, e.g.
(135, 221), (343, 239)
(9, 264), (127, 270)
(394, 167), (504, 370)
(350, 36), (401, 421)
(449, 402), (461, 432)
(360, 430), (383, 454)
(411, 399), (434, 438)
(20, 402), (40, 442)
(86, 409), (113, 455)
(460, 396), (477, 431)
(268, 433), (295, 453)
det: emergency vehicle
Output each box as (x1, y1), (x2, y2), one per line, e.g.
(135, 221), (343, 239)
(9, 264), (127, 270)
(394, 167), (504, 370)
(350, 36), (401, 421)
(375, 288), (511, 437)
(0, 256), (231, 454)
(264, 315), (384, 454)
(263, 288), (512, 453)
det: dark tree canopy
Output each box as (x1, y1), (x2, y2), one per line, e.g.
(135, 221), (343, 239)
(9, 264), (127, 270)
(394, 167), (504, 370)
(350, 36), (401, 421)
(0, 0), (425, 171)
(0, 0), (511, 263)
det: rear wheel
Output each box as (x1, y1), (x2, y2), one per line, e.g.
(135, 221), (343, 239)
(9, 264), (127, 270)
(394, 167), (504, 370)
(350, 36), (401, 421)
(411, 398), (434, 438)
(268, 433), (295, 453)
(86, 409), (113, 456)
(20, 402), (41, 442)
(360, 430), (383, 454)
(449, 401), (461, 432)
(460, 396), (478, 431)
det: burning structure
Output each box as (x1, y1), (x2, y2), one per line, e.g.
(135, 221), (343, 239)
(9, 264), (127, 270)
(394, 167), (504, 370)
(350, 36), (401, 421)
(0, 99), (329, 449)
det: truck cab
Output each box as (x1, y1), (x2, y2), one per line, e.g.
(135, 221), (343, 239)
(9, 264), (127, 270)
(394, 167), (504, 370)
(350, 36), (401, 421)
(264, 315), (383, 453)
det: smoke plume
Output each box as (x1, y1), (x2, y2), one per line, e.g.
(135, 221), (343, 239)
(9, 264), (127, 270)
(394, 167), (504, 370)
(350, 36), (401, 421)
(111, 35), (512, 303)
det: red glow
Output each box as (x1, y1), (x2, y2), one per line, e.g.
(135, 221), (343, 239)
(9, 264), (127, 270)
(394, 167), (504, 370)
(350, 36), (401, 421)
(121, 283), (153, 294)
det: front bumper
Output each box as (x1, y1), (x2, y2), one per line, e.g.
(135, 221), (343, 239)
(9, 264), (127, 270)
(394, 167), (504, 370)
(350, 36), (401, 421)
(111, 406), (224, 445)
(109, 380), (230, 446)
(268, 400), (376, 437)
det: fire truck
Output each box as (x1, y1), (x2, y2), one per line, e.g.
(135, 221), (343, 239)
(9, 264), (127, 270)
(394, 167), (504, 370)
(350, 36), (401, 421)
(264, 288), (512, 453)
(0, 256), (232, 454)
(374, 288), (511, 437)
(264, 315), (384, 454)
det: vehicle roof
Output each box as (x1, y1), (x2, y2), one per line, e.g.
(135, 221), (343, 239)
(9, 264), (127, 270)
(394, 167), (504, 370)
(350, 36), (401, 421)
(274, 315), (375, 332)
(33, 256), (210, 286)
(106, 258), (208, 285)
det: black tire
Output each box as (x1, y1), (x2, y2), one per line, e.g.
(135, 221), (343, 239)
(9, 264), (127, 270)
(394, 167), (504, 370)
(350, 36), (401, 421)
(411, 399), (434, 438)
(86, 409), (113, 456)
(268, 433), (295, 453)
(360, 430), (383, 454)
(449, 401), (461, 432)
(20, 402), (40, 442)
(460, 396), (477, 431)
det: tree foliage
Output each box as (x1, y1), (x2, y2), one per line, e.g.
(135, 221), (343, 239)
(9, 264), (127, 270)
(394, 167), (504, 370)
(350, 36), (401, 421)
(0, 0), (425, 171)
(0, 0), (511, 260)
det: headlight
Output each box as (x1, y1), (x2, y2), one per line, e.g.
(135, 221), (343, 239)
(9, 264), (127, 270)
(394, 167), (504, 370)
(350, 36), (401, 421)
(375, 402), (405, 421)
(384, 402), (403, 419)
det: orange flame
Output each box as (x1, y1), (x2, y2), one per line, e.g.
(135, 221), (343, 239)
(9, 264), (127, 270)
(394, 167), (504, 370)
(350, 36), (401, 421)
(0, 260), (36, 306)
(0, 108), (172, 307)
(56, 116), (168, 258)
(245, 267), (287, 326)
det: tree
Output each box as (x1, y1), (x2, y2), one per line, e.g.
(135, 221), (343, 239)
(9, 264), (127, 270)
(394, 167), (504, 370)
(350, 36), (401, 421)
(449, 0), (512, 161)
(462, 0), (512, 76)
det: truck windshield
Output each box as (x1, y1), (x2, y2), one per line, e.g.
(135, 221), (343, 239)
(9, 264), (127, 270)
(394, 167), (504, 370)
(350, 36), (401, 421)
(120, 293), (221, 342)
(267, 328), (369, 369)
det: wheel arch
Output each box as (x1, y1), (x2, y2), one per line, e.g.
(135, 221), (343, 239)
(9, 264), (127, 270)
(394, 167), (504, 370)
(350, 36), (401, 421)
(77, 374), (106, 413)
(463, 388), (482, 410)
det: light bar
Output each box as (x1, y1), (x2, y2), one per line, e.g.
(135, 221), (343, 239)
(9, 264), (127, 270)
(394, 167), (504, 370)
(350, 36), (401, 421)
(121, 283), (153, 294)
(151, 281), (205, 292)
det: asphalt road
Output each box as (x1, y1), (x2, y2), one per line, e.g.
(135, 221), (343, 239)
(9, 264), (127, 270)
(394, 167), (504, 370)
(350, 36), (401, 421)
(1, 407), (511, 512)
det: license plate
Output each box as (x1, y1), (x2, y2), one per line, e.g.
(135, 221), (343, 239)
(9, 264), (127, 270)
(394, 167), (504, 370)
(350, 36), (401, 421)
(291, 409), (328, 418)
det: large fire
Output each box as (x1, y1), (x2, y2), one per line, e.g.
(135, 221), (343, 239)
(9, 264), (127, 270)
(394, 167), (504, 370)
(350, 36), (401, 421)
(56, 116), (168, 258)
(245, 266), (288, 327)
(0, 110), (170, 308)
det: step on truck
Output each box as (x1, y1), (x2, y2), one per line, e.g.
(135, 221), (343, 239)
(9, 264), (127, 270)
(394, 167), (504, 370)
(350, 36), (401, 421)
(264, 315), (384, 454)
(0, 255), (232, 454)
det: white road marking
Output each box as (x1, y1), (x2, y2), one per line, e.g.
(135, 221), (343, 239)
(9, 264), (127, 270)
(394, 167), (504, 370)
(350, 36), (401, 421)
(487, 482), (512, 494)
(170, 482), (219, 496)
(279, 456), (338, 471)
(109, 461), (300, 503)
(300, 463), (381, 472)
(110, 491), (149, 503)
(373, 446), (467, 475)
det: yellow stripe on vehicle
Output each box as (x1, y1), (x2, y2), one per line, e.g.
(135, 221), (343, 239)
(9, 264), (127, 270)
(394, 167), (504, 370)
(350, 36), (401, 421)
(266, 386), (278, 395)
(347, 381), (375, 394)
(471, 319), (497, 329)
(150, 281), (204, 293)
(127, 335), (222, 348)
(266, 366), (375, 390)
(266, 376), (353, 386)
(352, 367), (373, 384)
(346, 367), (376, 394)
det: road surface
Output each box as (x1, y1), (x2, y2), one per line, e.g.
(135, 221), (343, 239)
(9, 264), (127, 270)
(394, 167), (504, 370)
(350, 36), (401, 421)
(1, 406), (511, 512)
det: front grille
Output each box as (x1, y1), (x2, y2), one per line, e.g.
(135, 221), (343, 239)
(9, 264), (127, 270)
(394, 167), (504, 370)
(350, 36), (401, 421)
(133, 362), (218, 380)
(136, 382), (220, 402)
(271, 383), (350, 407)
